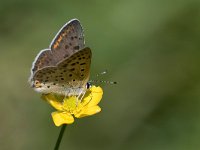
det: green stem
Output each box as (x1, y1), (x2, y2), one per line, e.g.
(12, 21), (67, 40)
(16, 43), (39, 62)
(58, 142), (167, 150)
(54, 125), (67, 150)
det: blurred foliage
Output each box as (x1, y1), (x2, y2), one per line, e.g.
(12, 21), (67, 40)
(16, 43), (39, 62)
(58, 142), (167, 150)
(1, 0), (200, 149)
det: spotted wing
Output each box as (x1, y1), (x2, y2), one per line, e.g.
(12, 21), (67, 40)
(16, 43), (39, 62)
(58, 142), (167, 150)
(30, 19), (84, 79)
(31, 49), (57, 75)
(32, 47), (91, 92)
(50, 19), (85, 63)
(57, 47), (92, 83)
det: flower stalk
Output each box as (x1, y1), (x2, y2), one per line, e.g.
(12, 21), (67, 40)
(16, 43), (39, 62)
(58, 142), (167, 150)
(54, 125), (67, 150)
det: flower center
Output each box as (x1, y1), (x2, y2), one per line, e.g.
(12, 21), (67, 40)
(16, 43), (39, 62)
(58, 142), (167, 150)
(63, 96), (78, 113)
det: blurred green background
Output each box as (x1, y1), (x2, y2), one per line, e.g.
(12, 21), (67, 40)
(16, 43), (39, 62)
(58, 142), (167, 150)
(1, 0), (200, 149)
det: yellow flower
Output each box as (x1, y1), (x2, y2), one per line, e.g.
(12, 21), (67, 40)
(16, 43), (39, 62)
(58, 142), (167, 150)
(41, 86), (103, 126)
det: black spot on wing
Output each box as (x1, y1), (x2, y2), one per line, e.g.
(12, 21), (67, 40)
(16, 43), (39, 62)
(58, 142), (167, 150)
(71, 63), (76, 66)
(64, 54), (69, 58)
(73, 46), (79, 50)
(80, 63), (86, 65)
(65, 45), (69, 49)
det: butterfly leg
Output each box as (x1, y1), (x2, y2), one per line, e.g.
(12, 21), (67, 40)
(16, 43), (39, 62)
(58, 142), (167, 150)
(64, 88), (70, 99)
(79, 90), (86, 101)
(76, 88), (86, 106)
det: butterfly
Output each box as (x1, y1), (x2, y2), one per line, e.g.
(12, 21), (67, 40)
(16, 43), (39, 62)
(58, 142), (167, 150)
(29, 19), (92, 98)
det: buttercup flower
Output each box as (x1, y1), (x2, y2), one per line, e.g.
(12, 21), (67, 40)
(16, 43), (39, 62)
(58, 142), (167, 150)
(41, 86), (103, 126)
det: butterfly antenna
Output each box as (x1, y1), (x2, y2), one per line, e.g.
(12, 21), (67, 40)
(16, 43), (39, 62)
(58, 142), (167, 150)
(89, 80), (117, 85)
(96, 70), (108, 77)
(90, 70), (117, 85)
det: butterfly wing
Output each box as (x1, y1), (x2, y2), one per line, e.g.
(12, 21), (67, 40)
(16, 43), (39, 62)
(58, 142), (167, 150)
(31, 49), (56, 74)
(57, 47), (92, 83)
(32, 47), (92, 95)
(30, 19), (85, 80)
(50, 19), (85, 63)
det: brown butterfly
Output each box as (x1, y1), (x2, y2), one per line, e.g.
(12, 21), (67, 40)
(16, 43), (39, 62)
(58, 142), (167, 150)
(29, 19), (92, 98)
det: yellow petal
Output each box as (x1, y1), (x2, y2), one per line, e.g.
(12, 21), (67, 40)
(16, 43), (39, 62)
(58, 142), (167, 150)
(41, 94), (63, 111)
(51, 111), (74, 126)
(75, 106), (101, 118)
(86, 86), (103, 107)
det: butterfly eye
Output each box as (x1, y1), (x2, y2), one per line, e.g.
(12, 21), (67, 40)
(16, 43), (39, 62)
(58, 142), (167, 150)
(86, 82), (91, 89)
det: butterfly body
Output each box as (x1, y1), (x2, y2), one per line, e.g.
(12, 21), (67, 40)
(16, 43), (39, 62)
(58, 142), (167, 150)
(29, 19), (91, 97)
